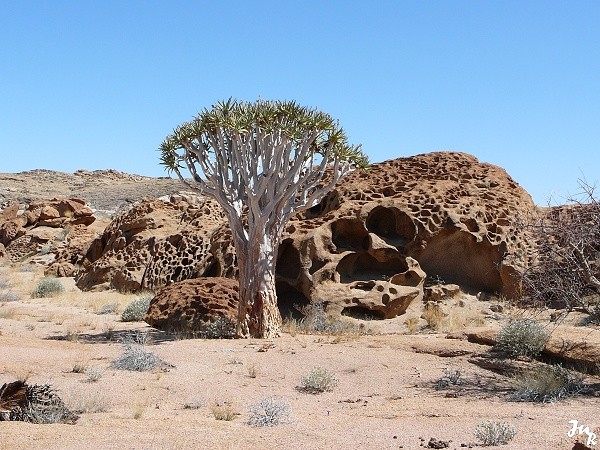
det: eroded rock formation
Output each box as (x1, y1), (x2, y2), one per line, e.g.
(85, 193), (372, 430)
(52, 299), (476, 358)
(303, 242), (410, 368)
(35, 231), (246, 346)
(0, 198), (95, 263)
(144, 277), (238, 336)
(214, 151), (537, 318)
(76, 152), (538, 320)
(75, 195), (225, 291)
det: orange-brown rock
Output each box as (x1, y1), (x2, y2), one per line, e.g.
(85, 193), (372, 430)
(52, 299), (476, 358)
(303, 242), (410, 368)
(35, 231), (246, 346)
(144, 277), (238, 336)
(0, 204), (19, 221)
(0, 220), (26, 246)
(0, 197), (97, 262)
(79, 152), (538, 321)
(212, 151), (537, 319)
(467, 327), (600, 372)
(75, 195), (226, 291)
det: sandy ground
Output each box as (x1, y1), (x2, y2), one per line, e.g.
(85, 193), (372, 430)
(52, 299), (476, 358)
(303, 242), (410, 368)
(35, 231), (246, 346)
(1, 266), (599, 450)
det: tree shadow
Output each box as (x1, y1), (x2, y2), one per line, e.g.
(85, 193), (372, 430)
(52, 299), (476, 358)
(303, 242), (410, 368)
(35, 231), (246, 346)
(44, 327), (179, 345)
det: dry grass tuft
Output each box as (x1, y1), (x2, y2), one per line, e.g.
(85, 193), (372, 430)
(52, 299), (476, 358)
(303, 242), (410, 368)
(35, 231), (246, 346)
(211, 402), (238, 421)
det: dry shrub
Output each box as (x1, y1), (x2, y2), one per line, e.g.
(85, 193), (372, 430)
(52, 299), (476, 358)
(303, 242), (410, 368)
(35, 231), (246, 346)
(284, 302), (370, 337)
(299, 367), (338, 394)
(68, 390), (109, 414)
(111, 332), (171, 372)
(404, 317), (421, 334)
(0, 306), (17, 320)
(121, 293), (153, 322)
(520, 180), (600, 322)
(31, 278), (64, 298)
(495, 319), (549, 358)
(211, 402), (238, 421)
(510, 364), (586, 403)
(474, 421), (517, 446)
(247, 396), (291, 427)
(422, 304), (445, 331)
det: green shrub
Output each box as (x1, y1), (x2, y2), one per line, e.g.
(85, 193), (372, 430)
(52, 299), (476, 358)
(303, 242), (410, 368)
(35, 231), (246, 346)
(247, 396), (291, 427)
(121, 293), (152, 322)
(299, 367), (338, 393)
(510, 364), (585, 403)
(474, 421), (517, 446)
(31, 278), (64, 298)
(495, 319), (549, 358)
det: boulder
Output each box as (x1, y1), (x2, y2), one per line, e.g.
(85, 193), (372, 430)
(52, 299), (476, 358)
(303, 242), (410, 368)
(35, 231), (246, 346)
(424, 284), (461, 303)
(79, 152), (538, 321)
(144, 277), (238, 336)
(75, 195), (226, 291)
(0, 220), (26, 246)
(212, 151), (537, 318)
(0, 197), (97, 263)
(0, 204), (19, 221)
(467, 327), (600, 373)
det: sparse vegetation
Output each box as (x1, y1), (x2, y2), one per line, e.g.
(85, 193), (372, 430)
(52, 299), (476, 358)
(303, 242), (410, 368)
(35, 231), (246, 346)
(520, 180), (600, 322)
(0, 290), (18, 302)
(196, 316), (236, 339)
(284, 302), (370, 336)
(183, 399), (203, 410)
(435, 368), (462, 390)
(211, 402), (238, 421)
(404, 317), (421, 334)
(299, 367), (338, 393)
(97, 302), (118, 315)
(111, 332), (171, 372)
(510, 364), (586, 403)
(132, 403), (146, 419)
(0, 306), (17, 320)
(495, 319), (549, 358)
(30, 278), (64, 298)
(72, 362), (88, 374)
(121, 293), (152, 321)
(247, 364), (258, 378)
(85, 367), (103, 383)
(247, 396), (291, 427)
(474, 421), (517, 446)
(422, 303), (445, 331)
(69, 391), (109, 414)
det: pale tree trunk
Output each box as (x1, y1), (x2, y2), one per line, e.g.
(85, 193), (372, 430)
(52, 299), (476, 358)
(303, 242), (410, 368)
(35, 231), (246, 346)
(170, 126), (352, 338)
(235, 229), (282, 338)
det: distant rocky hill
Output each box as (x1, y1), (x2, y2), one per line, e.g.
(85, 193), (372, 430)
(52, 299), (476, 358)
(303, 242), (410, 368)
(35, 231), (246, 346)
(0, 169), (184, 213)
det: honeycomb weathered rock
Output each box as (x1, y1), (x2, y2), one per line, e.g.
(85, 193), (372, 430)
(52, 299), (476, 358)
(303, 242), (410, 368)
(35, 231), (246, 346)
(78, 152), (538, 320)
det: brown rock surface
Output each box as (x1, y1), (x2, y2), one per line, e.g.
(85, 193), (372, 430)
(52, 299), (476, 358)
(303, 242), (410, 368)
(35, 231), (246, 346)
(144, 277), (238, 335)
(224, 151), (535, 318)
(76, 152), (538, 321)
(467, 327), (600, 372)
(75, 195), (226, 291)
(0, 197), (97, 263)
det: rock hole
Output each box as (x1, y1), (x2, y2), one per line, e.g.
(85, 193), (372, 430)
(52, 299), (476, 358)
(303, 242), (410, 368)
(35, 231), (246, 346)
(276, 281), (310, 320)
(336, 252), (408, 283)
(417, 230), (503, 293)
(276, 239), (301, 279)
(304, 191), (340, 219)
(366, 206), (416, 247)
(331, 219), (369, 252)
(341, 306), (385, 320)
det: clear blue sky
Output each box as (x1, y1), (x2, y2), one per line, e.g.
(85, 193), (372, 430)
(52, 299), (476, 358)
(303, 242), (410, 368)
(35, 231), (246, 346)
(1, 1), (599, 205)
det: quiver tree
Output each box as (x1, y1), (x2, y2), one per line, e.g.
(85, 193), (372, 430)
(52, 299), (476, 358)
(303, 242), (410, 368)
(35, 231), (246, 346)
(160, 99), (368, 338)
